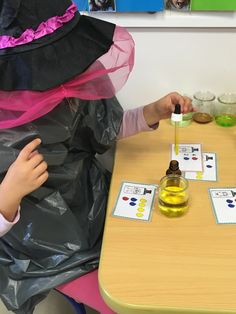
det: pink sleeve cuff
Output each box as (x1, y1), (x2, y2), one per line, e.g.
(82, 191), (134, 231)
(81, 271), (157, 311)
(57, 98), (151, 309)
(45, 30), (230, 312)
(0, 207), (20, 237)
(118, 106), (159, 139)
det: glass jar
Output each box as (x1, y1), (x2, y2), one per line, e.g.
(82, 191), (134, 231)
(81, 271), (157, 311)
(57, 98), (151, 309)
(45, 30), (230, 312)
(158, 175), (189, 217)
(192, 91), (215, 123)
(215, 93), (236, 127)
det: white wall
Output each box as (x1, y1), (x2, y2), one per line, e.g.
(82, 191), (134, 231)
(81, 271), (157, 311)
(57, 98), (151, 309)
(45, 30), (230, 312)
(117, 28), (236, 109)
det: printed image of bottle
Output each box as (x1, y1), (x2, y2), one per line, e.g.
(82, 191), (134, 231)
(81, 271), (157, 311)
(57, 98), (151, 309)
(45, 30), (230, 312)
(166, 160), (182, 176)
(123, 185), (152, 195)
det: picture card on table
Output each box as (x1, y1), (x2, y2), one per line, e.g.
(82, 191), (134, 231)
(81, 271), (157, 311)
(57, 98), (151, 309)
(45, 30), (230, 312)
(209, 188), (236, 224)
(112, 182), (157, 221)
(171, 144), (203, 172)
(185, 152), (217, 181)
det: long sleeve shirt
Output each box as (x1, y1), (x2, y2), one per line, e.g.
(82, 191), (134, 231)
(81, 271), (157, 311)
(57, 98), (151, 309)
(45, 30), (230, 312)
(0, 106), (158, 237)
(0, 210), (20, 237)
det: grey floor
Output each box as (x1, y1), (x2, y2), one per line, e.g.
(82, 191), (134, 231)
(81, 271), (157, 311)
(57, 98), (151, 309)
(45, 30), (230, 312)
(0, 290), (99, 313)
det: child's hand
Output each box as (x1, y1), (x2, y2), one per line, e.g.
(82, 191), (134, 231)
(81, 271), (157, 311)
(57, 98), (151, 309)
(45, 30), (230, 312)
(143, 92), (195, 126)
(2, 138), (48, 199)
(0, 138), (48, 221)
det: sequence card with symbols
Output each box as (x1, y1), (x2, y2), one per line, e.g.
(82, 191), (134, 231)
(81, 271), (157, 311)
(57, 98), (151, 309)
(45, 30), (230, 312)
(171, 143), (203, 172)
(209, 188), (236, 224)
(185, 152), (217, 181)
(112, 182), (157, 221)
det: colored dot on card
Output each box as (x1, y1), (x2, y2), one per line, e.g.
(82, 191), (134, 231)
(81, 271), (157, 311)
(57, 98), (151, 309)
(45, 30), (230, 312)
(140, 198), (147, 203)
(137, 208), (144, 212)
(138, 203), (145, 207)
(206, 165), (212, 168)
(192, 157), (198, 160)
(136, 213), (143, 217)
(131, 197), (137, 202)
(228, 204), (235, 208)
(226, 199), (233, 203)
(196, 172), (203, 179)
(122, 197), (129, 201)
(129, 202), (136, 206)
(184, 157), (190, 160)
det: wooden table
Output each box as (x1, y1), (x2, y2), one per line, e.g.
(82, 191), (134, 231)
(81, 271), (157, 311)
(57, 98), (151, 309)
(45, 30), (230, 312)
(98, 120), (236, 314)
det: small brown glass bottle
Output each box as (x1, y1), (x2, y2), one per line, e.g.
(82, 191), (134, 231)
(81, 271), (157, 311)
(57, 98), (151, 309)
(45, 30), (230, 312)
(166, 160), (182, 176)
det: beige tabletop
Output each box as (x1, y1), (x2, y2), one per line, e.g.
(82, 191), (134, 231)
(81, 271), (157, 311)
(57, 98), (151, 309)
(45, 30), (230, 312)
(99, 120), (236, 314)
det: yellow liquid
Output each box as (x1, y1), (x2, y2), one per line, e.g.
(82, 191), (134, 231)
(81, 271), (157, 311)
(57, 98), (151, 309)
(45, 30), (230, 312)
(158, 186), (189, 217)
(174, 122), (179, 155)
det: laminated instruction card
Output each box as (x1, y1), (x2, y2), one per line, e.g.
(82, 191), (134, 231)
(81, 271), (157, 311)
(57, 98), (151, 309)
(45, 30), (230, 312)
(209, 188), (236, 224)
(185, 152), (217, 181)
(171, 144), (203, 172)
(112, 182), (157, 221)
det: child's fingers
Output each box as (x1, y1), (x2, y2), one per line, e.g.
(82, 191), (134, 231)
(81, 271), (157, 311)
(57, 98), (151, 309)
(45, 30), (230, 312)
(169, 92), (185, 111)
(36, 171), (49, 186)
(18, 138), (41, 160)
(34, 161), (48, 177)
(28, 149), (39, 159)
(29, 153), (45, 168)
(170, 93), (193, 113)
(183, 97), (194, 113)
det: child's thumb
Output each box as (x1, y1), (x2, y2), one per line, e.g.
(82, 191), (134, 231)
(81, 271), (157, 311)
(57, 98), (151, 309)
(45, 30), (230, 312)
(18, 138), (41, 160)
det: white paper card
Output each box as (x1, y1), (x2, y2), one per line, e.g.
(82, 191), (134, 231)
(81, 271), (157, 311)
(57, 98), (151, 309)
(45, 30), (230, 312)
(209, 188), (236, 224)
(171, 144), (203, 172)
(185, 152), (217, 181)
(112, 182), (157, 221)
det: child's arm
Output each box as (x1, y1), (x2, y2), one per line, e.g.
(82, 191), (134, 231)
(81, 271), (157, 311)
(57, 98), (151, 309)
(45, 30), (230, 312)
(0, 138), (48, 235)
(118, 92), (194, 139)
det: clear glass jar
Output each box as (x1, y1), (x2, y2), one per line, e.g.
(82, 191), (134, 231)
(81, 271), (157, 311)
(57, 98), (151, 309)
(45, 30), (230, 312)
(158, 175), (189, 217)
(192, 91), (215, 123)
(215, 93), (236, 127)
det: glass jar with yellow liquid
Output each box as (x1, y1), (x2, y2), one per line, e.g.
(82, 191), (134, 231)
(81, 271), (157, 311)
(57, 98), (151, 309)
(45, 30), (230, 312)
(158, 175), (189, 217)
(215, 93), (236, 127)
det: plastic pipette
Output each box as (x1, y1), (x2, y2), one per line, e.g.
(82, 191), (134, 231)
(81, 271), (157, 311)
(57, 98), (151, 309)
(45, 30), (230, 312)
(171, 104), (182, 155)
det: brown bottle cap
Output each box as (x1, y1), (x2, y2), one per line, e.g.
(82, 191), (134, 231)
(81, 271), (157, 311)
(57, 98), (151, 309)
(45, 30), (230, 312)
(170, 160), (179, 170)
